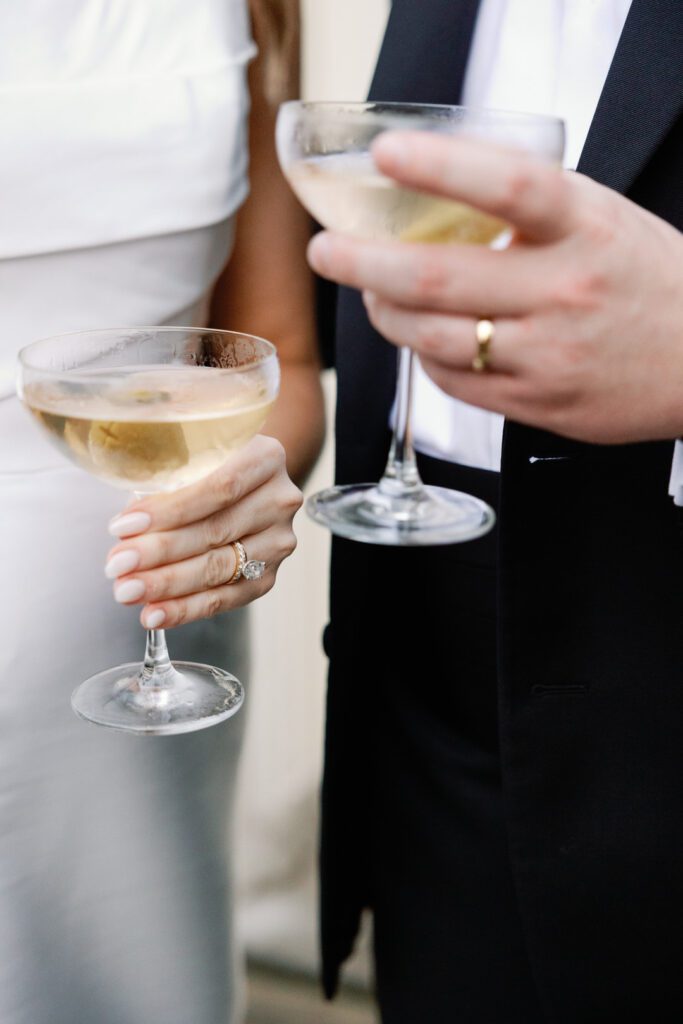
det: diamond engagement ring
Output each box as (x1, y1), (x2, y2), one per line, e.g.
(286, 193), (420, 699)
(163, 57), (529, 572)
(227, 541), (266, 584)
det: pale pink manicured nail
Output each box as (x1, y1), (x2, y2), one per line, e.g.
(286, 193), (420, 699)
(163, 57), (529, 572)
(108, 511), (151, 538)
(143, 609), (166, 630)
(114, 579), (146, 604)
(104, 549), (140, 580)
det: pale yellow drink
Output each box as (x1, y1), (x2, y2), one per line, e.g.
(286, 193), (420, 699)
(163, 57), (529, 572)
(286, 153), (508, 244)
(24, 366), (274, 493)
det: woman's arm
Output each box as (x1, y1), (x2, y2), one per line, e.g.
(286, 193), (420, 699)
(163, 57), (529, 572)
(103, 1), (322, 627)
(210, 0), (325, 487)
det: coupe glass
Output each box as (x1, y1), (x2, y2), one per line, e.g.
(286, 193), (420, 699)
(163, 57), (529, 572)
(277, 101), (565, 545)
(18, 327), (279, 735)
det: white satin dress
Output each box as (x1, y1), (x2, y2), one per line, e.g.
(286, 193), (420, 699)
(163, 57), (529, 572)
(0, 4), (256, 1022)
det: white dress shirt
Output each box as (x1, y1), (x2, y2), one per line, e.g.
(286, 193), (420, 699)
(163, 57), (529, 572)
(410, 0), (633, 471)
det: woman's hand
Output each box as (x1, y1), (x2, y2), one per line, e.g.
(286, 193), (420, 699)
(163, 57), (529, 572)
(308, 132), (683, 445)
(104, 434), (302, 629)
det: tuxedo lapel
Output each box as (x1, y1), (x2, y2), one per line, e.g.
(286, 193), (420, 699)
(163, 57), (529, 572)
(369, 0), (482, 104)
(372, 0), (683, 194)
(577, 0), (683, 192)
(505, 0), (683, 466)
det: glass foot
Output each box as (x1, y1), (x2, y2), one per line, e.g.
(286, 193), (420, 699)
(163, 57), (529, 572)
(71, 660), (244, 735)
(307, 482), (495, 546)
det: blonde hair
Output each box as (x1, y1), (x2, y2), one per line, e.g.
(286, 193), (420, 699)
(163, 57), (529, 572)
(249, 0), (301, 104)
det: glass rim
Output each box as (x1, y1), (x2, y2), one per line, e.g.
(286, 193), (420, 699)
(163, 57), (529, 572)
(279, 99), (565, 131)
(18, 325), (279, 378)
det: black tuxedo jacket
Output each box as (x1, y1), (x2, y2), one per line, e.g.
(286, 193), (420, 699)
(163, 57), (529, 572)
(320, 1), (683, 1020)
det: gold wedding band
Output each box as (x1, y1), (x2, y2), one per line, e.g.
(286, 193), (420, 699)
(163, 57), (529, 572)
(472, 319), (494, 372)
(227, 541), (247, 584)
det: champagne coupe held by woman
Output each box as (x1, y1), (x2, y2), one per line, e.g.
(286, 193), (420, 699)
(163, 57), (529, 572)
(18, 327), (279, 735)
(276, 101), (564, 546)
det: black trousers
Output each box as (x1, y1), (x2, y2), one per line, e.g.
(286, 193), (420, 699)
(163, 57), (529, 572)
(371, 457), (545, 1024)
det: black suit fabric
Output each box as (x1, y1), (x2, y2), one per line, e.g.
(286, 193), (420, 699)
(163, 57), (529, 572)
(320, 1), (683, 1021)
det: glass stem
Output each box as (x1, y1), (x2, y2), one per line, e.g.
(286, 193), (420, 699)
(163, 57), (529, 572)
(140, 629), (174, 687)
(379, 347), (424, 498)
(131, 489), (175, 689)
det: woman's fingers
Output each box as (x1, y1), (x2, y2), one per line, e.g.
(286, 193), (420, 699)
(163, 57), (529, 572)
(109, 434), (287, 538)
(105, 438), (303, 628)
(112, 524), (294, 607)
(140, 577), (268, 631)
(106, 473), (302, 575)
(105, 433), (304, 628)
(373, 132), (574, 243)
(136, 526), (297, 629)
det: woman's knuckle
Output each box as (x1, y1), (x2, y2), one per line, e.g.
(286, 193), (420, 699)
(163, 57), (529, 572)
(141, 573), (159, 601)
(281, 482), (303, 514)
(205, 548), (228, 587)
(205, 511), (230, 548)
(268, 436), (287, 463)
(274, 528), (297, 559)
(213, 464), (238, 504)
(256, 433), (285, 470)
(150, 567), (174, 600)
(153, 533), (171, 564)
(172, 598), (188, 625)
(204, 591), (224, 619)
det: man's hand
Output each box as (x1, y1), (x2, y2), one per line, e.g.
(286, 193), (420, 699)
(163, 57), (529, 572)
(308, 132), (683, 445)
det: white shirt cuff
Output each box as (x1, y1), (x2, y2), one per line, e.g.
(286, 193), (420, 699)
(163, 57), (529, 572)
(669, 440), (683, 506)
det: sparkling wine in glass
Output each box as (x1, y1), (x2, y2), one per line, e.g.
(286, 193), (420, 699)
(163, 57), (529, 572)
(277, 101), (565, 546)
(18, 328), (279, 734)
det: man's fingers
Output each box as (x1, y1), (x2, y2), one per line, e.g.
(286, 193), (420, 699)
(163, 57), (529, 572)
(363, 293), (525, 373)
(309, 233), (551, 316)
(373, 132), (574, 243)
(418, 359), (525, 419)
(419, 356), (576, 431)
